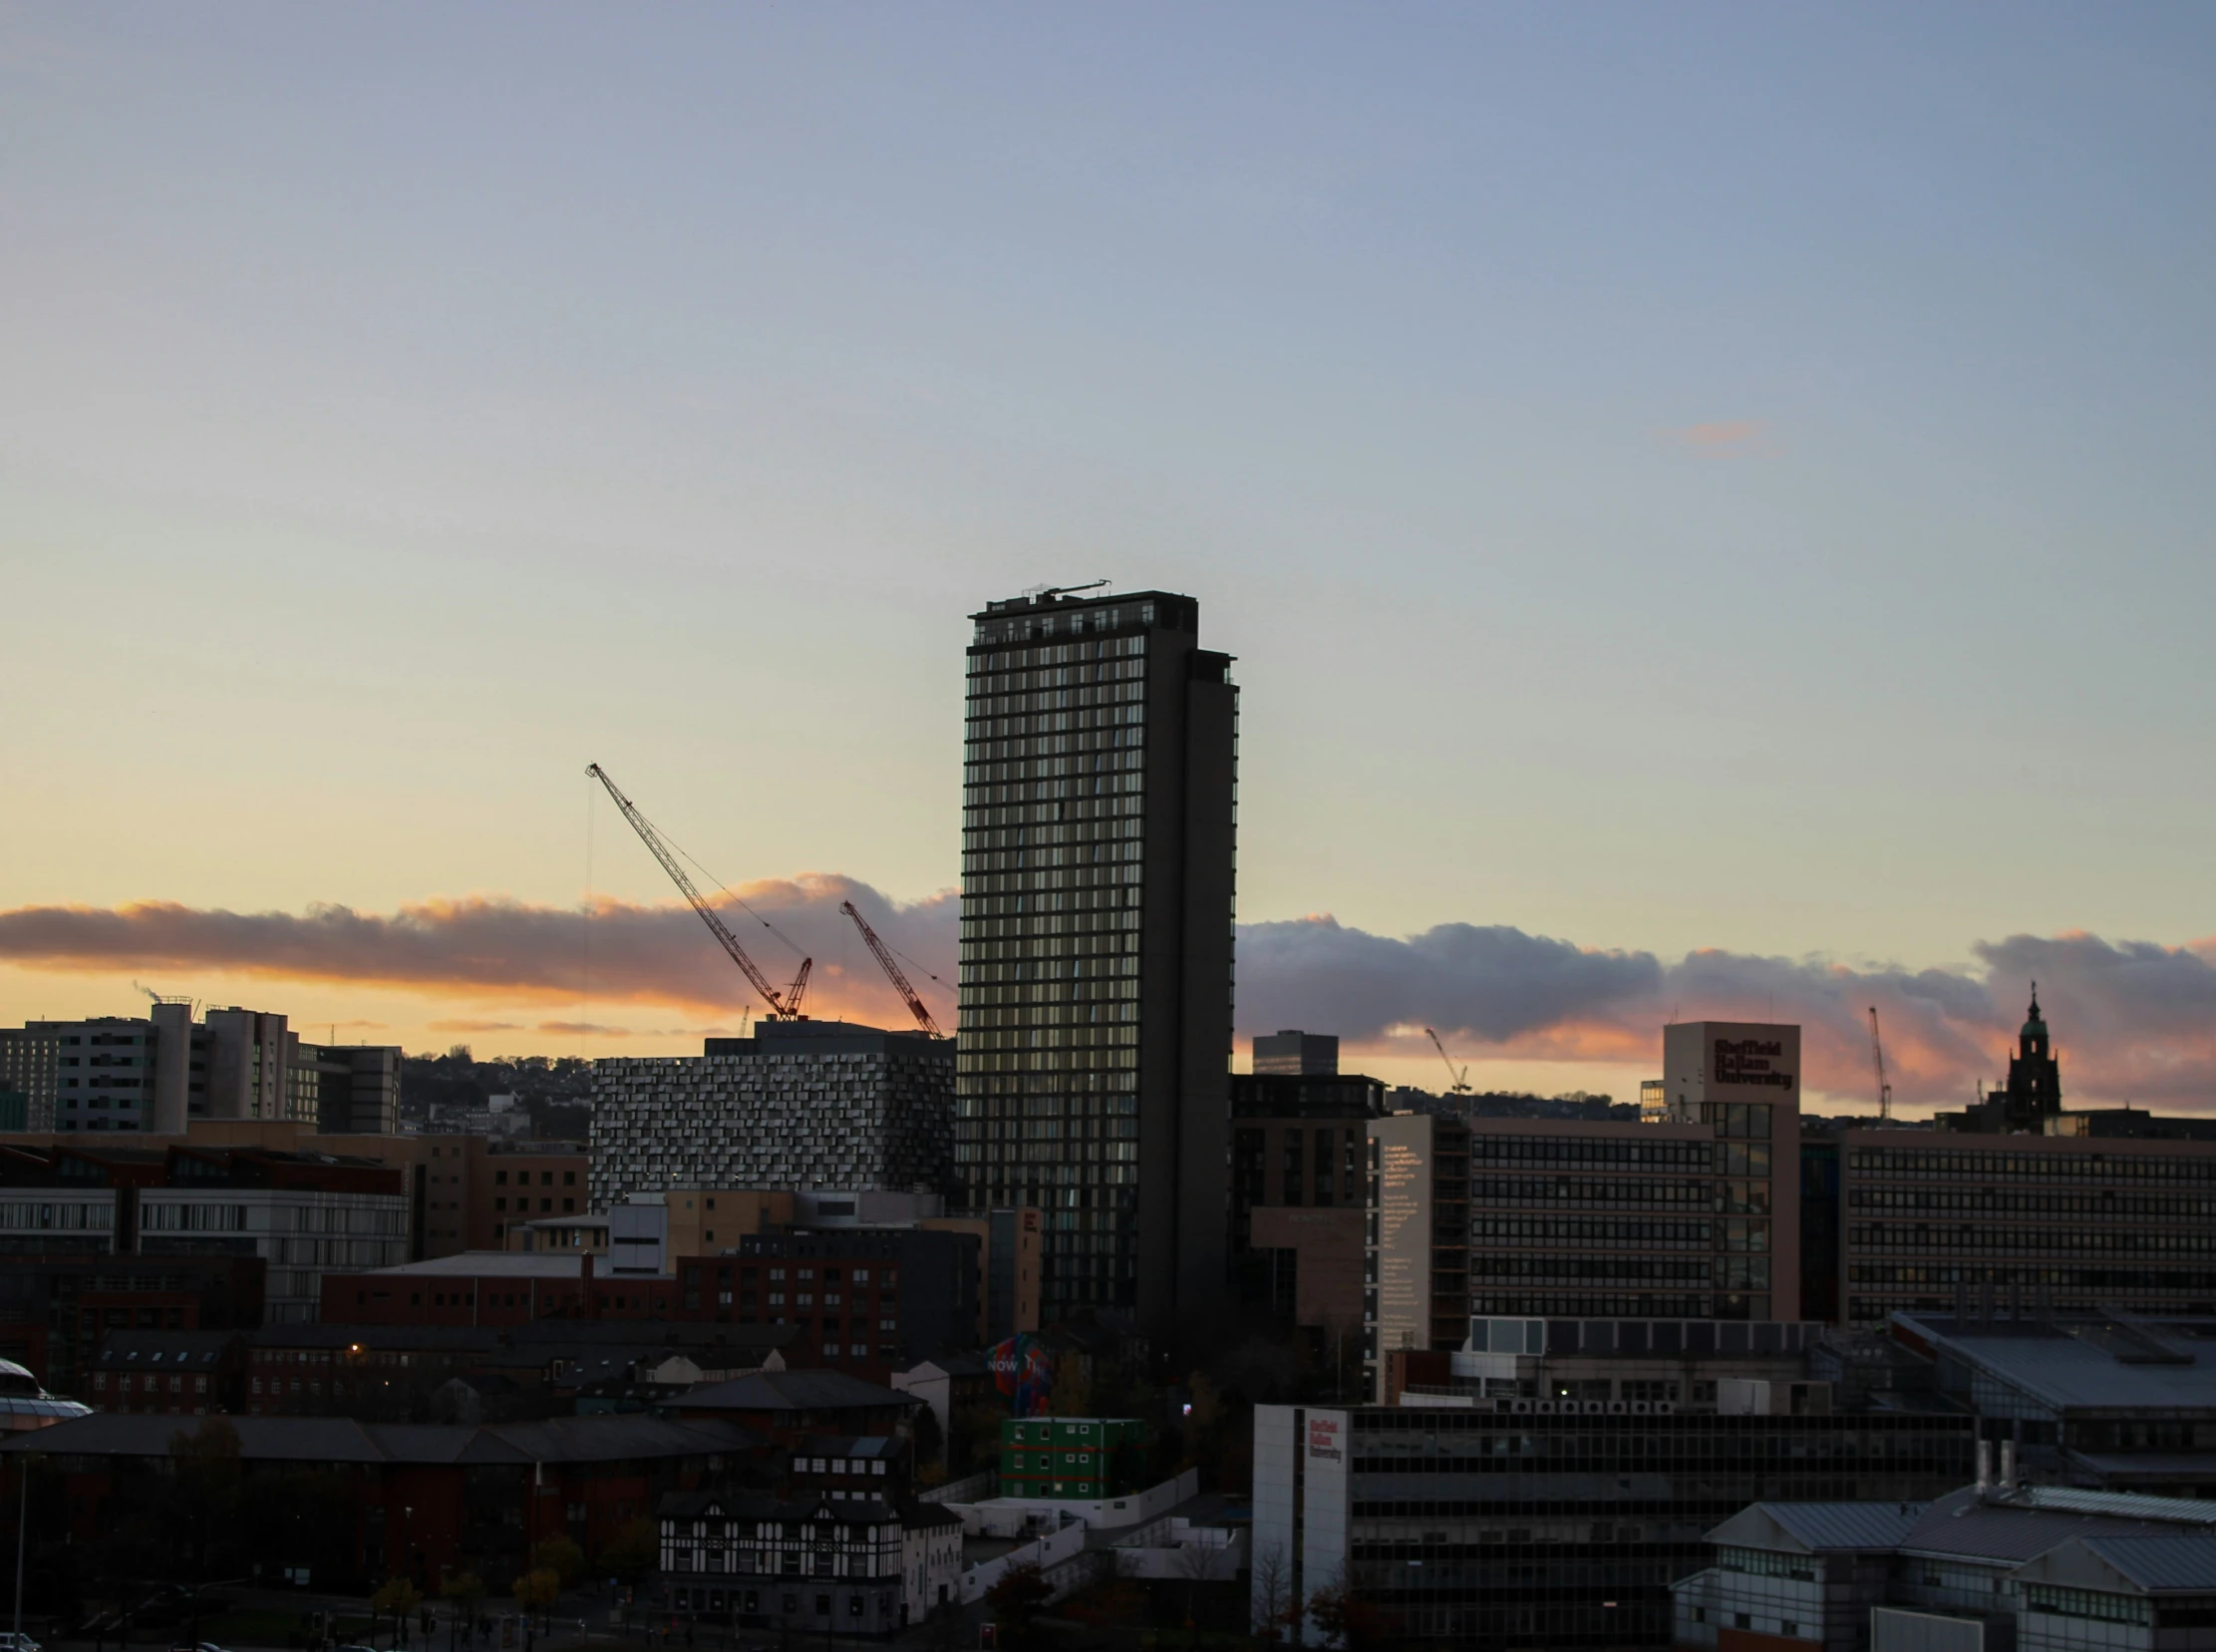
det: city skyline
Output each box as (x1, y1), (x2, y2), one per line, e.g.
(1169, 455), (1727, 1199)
(5, 8), (2214, 1108)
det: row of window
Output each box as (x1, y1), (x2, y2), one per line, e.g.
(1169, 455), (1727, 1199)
(1847, 1222), (2216, 1253)
(1850, 1148), (2216, 1180)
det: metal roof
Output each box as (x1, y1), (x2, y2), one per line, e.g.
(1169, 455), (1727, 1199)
(1895, 1315), (2216, 1413)
(2018, 1486), (2216, 1522)
(362, 1251), (670, 1280)
(2080, 1535), (2216, 1593)
(1758, 1502), (1930, 1551)
(1899, 1487), (2216, 1564)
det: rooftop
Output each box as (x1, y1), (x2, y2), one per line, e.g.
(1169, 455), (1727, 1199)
(1896, 1312), (2216, 1413)
(359, 1251), (670, 1280)
(676, 1370), (917, 1414)
(0, 1411), (759, 1465)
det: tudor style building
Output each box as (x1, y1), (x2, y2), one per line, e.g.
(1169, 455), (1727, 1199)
(658, 1489), (960, 1633)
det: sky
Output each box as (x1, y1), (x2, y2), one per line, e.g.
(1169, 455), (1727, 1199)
(3, 5), (2214, 1111)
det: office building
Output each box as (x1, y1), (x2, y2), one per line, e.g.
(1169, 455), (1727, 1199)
(1363, 1021), (1805, 1399)
(705, 1226), (982, 1384)
(1364, 1111), (1471, 1398)
(1675, 1480), (2216, 1652)
(1253, 1394), (1970, 1651)
(1, 1007), (400, 1136)
(1230, 1056), (1385, 1344)
(954, 587), (1238, 1340)
(0, 1143), (408, 1324)
(1832, 1127), (2216, 1329)
(1253, 1030), (1340, 1078)
(588, 1021), (954, 1210)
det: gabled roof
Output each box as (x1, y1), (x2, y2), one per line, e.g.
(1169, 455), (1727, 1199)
(795, 1434), (904, 1461)
(2081, 1535), (2216, 1593)
(1706, 1501), (1926, 1554)
(2016, 1533), (2216, 1596)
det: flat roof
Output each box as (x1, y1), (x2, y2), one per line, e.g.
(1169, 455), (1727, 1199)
(360, 1252), (670, 1280)
(1897, 1314), (2216, 1412)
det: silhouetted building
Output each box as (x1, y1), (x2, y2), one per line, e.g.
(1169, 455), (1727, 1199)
(1940, 984), (2064, 1133)
(954, 588), (1237, 1342)
(1253, 1030), (1339, 1077)
(1231, 1063), (1385, 1345)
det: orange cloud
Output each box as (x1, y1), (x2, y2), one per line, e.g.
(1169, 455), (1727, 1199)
(1674, 420), (1763, 453)
(6, 890), (2213, 1111)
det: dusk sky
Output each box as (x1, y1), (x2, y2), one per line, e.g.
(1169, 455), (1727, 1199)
(5, 6), (2214, 1111)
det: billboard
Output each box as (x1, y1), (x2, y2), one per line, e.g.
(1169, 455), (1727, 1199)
(988, 1333), (1055, 1416)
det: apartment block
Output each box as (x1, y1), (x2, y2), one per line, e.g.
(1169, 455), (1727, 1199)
(955, 587), (1237, 1341)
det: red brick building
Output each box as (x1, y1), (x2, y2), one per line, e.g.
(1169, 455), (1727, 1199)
(0, 1410), (761, 1590)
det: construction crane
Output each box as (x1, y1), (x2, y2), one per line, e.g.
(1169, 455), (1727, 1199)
(839, 901), (945, 1038)
(585, 763), (811, 1020)
(1425, 1027), (1472, 1095)
(1867, 1005), (1893, 1121)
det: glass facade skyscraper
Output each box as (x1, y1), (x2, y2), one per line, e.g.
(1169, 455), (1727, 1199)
(954, 588), (1236, 1342)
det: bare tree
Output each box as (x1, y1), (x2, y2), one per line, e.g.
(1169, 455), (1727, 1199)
(1249, 1540), (1294, 1645)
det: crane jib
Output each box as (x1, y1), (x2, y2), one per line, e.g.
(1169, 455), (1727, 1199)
(585, 763), (809, 1020)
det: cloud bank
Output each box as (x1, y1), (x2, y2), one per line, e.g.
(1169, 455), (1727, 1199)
(4, 891), (2212, 1107)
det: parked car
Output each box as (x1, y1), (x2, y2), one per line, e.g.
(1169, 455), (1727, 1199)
(0, 1631), (44, 1652)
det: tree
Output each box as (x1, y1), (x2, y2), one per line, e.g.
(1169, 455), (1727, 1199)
(1305, 1566), (1394, 1652)
(950, 1401), (1008, 1477)
(511, 1568), (560, 1629)
(372, 1576), (423, 1651)
(442, 1569), (486, 1645)
(531, 1533), (585, 1588)
(167, 1416), (242, 1631)
(1044, 1359), (1092, 1418)
(1248, 1541), (1294, 1645)
(984, 1561), (1052, 1650)
(596, 1517), (658, 1587)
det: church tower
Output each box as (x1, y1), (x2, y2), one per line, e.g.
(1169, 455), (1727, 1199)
(1998, 983), (2062, 1129)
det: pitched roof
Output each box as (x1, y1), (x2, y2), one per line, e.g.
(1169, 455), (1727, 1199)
(1756, 1502), (1930, 1551)
(655, 1489), (902, 1525)
(93, 1331), (241, 1368)
(2079, 1535), (2216, 1593)
(1899, 1487), (2216, 1564)
(0, 1411), (758, 1466)
(677, 1369), (915, 1413)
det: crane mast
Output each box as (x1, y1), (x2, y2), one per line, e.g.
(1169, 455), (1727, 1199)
(1867, 1005), (1893, 1121)
(839, 901), (945, 1038)
(585, 763), (810, 1020)
(1425, 1027), (1473, 1095)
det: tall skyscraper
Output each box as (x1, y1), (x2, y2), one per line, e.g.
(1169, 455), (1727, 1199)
(954, 588), (1237, 1342)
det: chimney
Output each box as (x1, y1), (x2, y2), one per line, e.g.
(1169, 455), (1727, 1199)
(2001, 1439), (2018, 1491)
(1976, 1439), (1992, 1495)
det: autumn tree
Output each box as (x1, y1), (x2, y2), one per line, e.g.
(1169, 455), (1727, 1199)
(984, 1561), (1052, 1649)
(371, 1576), (423, 1650)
